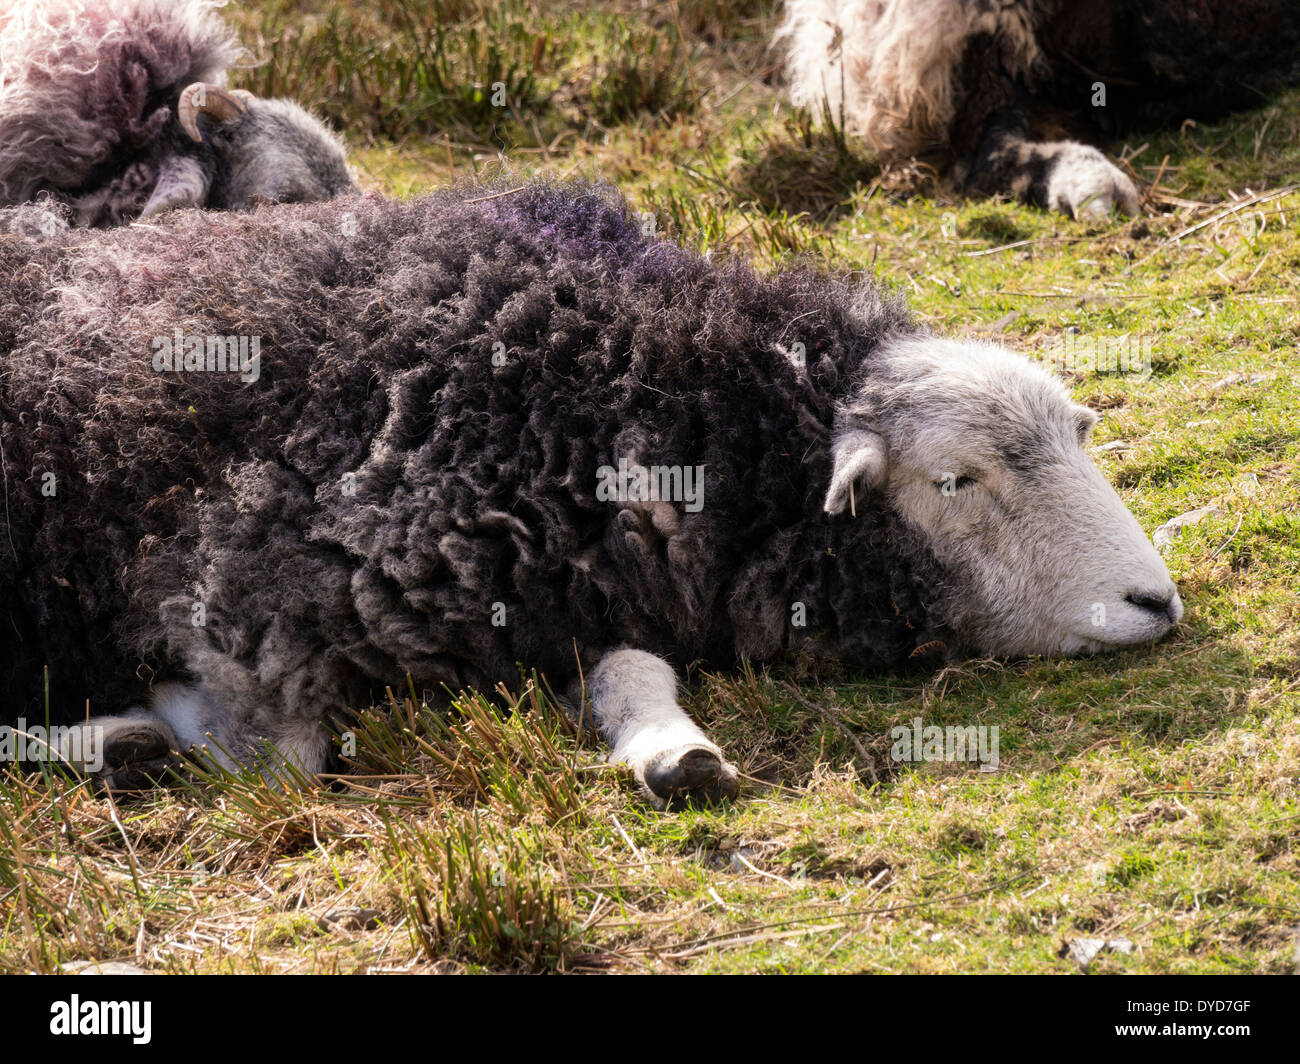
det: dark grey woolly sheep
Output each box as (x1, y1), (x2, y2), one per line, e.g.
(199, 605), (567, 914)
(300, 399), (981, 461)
(777, 0), (1300, 218)
(0, 0), (355, 226)
(0, 181), (1181, 805)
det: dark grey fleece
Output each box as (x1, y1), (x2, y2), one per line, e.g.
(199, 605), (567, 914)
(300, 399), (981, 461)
(0, 182), (963, 745)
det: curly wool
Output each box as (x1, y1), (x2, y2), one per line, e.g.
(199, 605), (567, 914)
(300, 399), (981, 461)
(0, 0), (243, 210)
(0, 182), (962, 734)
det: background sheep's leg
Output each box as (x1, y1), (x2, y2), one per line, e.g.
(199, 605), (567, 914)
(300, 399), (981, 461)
(138, 153), (211, 219)
(968, 109), (1139, 220)
(587, 649), (738, 808)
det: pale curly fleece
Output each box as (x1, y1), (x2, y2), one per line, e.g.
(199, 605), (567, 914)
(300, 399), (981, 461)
(775, 0), (1043, 157)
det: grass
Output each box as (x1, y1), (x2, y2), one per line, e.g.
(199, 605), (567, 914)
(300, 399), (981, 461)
(1, 0), (1298, 974)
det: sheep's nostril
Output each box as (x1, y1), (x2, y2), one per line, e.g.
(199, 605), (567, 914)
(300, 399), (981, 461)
(1126, 590), (1175, 619)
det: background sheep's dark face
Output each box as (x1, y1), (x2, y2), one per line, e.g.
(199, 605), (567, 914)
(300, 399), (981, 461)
(826, 338), (1182, 656)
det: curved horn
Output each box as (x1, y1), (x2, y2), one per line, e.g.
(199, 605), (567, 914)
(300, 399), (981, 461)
(177, 83), (253, 142)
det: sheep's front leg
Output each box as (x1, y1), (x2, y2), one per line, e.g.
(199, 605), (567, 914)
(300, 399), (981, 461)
(969, 110), (1139, 220)
(54, 682), (231, 790)
(588, 649), (739, 809)
(54, 712), (180, 792)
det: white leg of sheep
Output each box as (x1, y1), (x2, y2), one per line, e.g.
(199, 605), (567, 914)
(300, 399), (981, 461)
(587, 648), (739, 808)
(54, 710), (180, 791)
(55, 654), (739, 807)
(54, 682), (301, 789)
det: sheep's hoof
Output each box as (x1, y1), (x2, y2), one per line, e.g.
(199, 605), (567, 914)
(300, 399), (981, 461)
(642, 747), (739, 809)
(1047, 144), (1140, 220)
(95, 726), (179, 794)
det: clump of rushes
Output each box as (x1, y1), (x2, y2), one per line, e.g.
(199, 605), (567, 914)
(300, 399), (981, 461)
(230, 1), (702, 146)
(641, 184), (732, 254)
(378, 806), (581, 970)
(670, 0), (779, 44)
(582, 18), (700, 126)
(644, 182), (834, 265)
(341, 677), (591, 823)
(728, 100), (880, 218)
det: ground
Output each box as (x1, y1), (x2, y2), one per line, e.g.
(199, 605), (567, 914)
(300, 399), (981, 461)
(1, 0), (1297, 974)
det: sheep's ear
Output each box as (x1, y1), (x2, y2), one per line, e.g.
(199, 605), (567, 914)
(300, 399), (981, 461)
(1071, 404), (1099, 443)
(824, 428), (888, 515)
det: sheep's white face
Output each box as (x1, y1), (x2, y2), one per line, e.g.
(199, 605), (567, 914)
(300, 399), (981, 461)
(825, 337), (1182, 656)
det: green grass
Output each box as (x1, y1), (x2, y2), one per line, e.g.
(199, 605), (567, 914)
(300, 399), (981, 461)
(1, 0), (1298, 974)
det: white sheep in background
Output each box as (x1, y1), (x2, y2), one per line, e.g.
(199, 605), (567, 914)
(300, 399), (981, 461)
(776, 0), (1300, 217)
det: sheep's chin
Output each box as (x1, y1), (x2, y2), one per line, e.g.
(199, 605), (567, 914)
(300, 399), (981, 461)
(1055, 629), (1169, 655)
(1057, 632), (1123, 655)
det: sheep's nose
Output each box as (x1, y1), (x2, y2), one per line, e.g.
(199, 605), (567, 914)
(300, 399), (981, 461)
(1126, 589), (1177, 620)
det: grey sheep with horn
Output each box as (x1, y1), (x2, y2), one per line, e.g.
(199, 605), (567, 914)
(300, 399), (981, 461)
(0, 0), (355, 226)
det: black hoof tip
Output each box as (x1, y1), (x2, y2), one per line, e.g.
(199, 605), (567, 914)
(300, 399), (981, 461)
(95, 727), (178, 794)
(644, 747), (739, 808)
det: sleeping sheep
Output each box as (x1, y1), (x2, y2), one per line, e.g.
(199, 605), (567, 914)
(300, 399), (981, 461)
(0, 181), (1182, 805)
(776, 0), (1300, 218)
(0, 0), (354, 226)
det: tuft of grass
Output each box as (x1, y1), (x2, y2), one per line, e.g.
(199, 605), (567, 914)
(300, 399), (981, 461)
(1107, 850), (1158, 888)
(229, 1), (703, 147)
(727, 101), (881, 219)
(230, 0), (571, 144)
(378, 809), (581, 970)
(580, 18), (700, 126)
(672, 0), (779, 44)
(340, 677), (591, 822)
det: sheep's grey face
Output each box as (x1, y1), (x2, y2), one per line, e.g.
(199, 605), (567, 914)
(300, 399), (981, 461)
(826, 338), (1182, 657)
(139, 92), (356, 220)
(218, 99), (356, 210)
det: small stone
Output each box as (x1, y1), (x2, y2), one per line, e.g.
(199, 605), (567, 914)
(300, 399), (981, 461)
(1060, 936), (1138, 968)
(320, 907), (383, 932)
(1153, 505), (1219, 552)
(1061, 937), (1106, 967)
